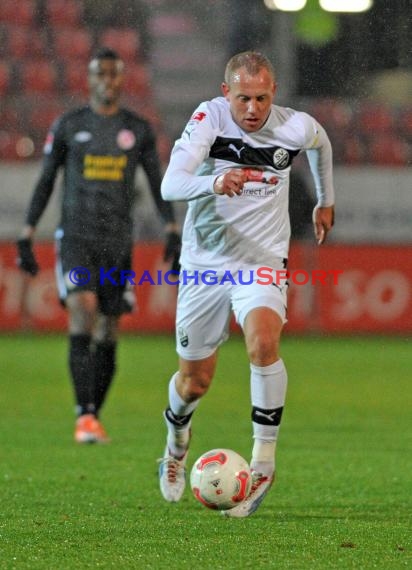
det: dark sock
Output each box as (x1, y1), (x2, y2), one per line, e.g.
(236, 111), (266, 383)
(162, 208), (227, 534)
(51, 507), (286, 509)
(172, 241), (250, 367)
(93, 341), (116, 415)
(69, 334), (95, 416)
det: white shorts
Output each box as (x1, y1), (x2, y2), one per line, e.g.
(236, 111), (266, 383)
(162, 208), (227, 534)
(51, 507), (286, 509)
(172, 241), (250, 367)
(175, 264), (288, 360)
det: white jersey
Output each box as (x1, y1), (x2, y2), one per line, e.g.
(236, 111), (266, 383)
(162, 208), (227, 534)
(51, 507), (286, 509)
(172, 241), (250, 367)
(161, 97), (334, 272)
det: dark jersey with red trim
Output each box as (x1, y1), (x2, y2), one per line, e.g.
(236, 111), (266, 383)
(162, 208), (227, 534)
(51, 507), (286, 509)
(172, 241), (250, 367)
(26, 106), (174, 243)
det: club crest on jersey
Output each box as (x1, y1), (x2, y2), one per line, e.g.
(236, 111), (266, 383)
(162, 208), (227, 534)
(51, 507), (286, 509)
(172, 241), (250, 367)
(273, 148), (290, 169)
(117, 129), (136, 150)
(178, 326), (189, 347)
(74, 131), (92, 143)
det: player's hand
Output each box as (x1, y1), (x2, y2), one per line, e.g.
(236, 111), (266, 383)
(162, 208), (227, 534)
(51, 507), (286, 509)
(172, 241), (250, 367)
(163, 231), (181, 273)
(213, 169), (247, 197)
(16, 237), (39, 276)
(313, 205), (335, 245)
(243, 168), (279, 185)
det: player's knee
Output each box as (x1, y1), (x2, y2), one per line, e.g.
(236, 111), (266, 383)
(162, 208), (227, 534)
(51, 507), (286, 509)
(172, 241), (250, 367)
(94, 315), (118, 343)
(67, 292), (97, 334)
(247, 333), (280, 365)
(244, 309), (282, 365)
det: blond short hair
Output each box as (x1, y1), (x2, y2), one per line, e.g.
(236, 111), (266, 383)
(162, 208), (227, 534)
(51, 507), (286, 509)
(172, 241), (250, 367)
(224, 51), (276, 85)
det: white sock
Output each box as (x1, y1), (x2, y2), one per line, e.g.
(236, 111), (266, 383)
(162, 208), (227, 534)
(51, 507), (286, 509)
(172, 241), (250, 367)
(164, 372), (199, 458)
(250, 359), (288, 474)
(251, 440), (277, 477)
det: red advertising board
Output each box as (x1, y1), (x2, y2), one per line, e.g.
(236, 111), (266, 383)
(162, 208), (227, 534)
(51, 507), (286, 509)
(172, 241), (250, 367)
(0, 242), (177, 332)
(1, 242), (411, 334)
(314, 245), (412, 333)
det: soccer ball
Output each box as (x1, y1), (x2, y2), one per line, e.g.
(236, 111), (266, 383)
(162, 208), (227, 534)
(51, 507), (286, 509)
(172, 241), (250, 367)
(190, 449), (252, 511)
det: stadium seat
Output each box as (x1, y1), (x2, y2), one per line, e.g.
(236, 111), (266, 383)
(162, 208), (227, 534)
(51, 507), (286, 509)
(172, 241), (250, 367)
(63, 61), (89, 95)
(122, 63), (152, 97)
(53, 28), (93, 61)
(0, 103), (25, 131)
(341, 136), (367, 165)
(367, 135), (410, 166)
(397, 108), (412, 141)
(357, 103), (395, 136)
(19, 60), (59, 94)
(98, 28), (141, 62)
(121, 96), (162, 126)
(27, 99), (64, 134)
(308, 99), (354, 133)
(0, 61), (11, 96)
(149, 14), (196, 37)
(0, 0), (36, 26)
(45, 0), (83, 28)
(5, 26), (48, 59)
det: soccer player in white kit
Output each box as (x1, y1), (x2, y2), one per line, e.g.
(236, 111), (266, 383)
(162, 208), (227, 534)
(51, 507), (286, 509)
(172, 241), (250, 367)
(158, 51), (335, 517)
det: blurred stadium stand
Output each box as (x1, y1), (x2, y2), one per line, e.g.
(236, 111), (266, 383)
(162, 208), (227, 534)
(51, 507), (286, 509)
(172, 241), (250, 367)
(302, 98), (412, 167)
(44, 0), (84, 28)
(0, 0), (169, 161)
(0, 0), (410, 165)
(0, 1), (411, 334)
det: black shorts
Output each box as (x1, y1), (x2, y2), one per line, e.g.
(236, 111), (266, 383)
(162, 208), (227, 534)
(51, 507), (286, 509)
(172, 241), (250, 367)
(55, 235), (134, 316)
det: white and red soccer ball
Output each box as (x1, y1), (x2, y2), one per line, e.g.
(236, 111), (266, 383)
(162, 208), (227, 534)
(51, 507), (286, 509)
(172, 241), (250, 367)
(190, 449), (252, 511)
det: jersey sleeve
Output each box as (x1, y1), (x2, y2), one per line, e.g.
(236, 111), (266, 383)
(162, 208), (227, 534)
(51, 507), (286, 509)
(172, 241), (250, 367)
(139, 122), (175, 224)
(25, 116), (68, 227)
(300, 112), (335, 208)
(161, 102), (219, 201)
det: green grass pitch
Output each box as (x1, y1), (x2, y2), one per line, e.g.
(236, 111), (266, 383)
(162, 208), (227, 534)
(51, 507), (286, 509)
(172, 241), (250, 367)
(0, 333), (410, 569)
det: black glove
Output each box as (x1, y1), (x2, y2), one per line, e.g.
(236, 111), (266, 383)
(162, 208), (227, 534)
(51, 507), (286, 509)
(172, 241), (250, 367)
(163, 231), (181, 273)
(16, 238), (39, 276)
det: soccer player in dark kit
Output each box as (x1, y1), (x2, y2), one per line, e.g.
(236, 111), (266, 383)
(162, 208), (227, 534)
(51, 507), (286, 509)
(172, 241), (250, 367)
(17, 48), (180, 443)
